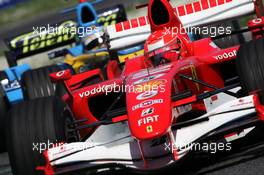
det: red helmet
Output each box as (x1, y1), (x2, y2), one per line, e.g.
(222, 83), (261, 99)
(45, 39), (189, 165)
(144, 29), (190, 66)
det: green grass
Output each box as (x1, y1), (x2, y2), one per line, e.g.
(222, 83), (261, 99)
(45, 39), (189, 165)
(0, 0), (76, 28)
(0, 0), (151, 27)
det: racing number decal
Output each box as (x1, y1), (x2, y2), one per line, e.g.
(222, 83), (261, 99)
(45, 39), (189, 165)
(97, 14), (117, 26)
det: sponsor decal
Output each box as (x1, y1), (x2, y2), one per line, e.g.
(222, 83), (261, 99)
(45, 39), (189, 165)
(134, 79), (167, 92)
(133, 73), (164, 85)
(252, 18), (262, 24)
(97, 14), (118, 26)
(211, 95), (218, 102)
(1, 79), (20, 91)
(138, 115), (159, 126)
(132, 64), (172, 79)
(146, 125), (153, 133)
(213, 50), (237, 60)
(141, 107), (154, 117)
(132, 99), (163, 111)
(230, 98), (253, 107)
(78, 84), (115, 98)
(56, 70), (66, 77)
(176, 104), (192, 115)
(224, 127), (255, 142)
(10, 21), (76, 55)
(136, 90), (158, 100)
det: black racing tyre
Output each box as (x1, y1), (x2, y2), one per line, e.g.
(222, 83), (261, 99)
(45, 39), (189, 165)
(236, 38), (264, 103)
(6, 96), (78, 175)
(0, 71), (9, 152)
(21, 65), (62, 99)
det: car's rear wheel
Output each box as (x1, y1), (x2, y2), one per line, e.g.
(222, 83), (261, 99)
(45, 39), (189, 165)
(6, 96), (78, 175)
(0, 71), (8, 152)
(236, 38), (264, 103)
(21, 65), (63, 99)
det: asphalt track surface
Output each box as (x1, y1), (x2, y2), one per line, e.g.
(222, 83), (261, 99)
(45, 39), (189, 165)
(1, 0), (264, 175)
(1, 140), (264, 175)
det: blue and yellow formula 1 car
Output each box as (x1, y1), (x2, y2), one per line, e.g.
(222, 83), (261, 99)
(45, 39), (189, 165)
(0, 0), (131, 152)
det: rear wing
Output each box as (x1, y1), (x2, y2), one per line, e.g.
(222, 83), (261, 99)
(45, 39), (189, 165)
(97, 5), (127, 27)
(4, 5), (127, 67)
(106, 0), (256, 50)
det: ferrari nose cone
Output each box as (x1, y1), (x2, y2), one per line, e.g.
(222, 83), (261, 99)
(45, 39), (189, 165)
(126, 68), (172, 140)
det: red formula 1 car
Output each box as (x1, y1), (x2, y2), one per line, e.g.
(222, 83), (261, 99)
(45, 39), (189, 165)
(6, 0), (264, 174)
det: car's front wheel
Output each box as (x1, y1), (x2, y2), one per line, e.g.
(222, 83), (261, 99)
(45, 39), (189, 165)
(236, 38), (264, 103)
(6, 96), (78, 175)
(21, 65), (63, 100)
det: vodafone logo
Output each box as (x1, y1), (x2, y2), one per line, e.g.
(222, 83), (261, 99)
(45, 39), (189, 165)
(147, 39), (165, 52)
(252, 18), (262, 24)
(213, 50), (237, 60)
(56, 70), (65, 77)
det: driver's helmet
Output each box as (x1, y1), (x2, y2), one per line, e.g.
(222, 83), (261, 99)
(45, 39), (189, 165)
(144, 30), (188, 66)
(80, 27), (104, 50)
